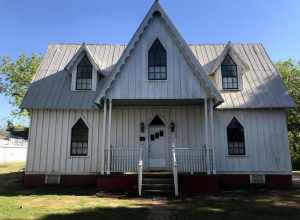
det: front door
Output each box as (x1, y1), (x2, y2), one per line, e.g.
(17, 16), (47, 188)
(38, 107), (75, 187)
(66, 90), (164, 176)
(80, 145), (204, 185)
(148, 116), (167, 169)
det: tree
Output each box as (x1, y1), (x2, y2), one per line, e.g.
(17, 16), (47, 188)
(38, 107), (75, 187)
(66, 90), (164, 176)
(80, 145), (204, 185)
(276, 59), (300, 169)
(0, 54), (42, 117)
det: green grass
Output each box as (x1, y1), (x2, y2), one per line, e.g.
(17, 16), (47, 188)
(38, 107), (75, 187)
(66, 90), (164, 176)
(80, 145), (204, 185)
(293, 171), (300, 176)
(0, 163), (300, 220)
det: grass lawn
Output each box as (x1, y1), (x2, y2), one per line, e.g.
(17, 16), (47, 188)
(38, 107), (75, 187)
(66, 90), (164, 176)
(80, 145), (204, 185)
(294, 171), (300, 176)
(0, 163), (300, 220)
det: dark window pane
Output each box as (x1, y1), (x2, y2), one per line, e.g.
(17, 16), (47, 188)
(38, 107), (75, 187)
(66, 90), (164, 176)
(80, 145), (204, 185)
(148, 39), (167, 80)
(221, 55), (238, 89)
(155, 132), (159, 139)
(159, 130), (164, 137)
(76, 55), (92, 90)
(71, 118), (88, 156)
(151, 135), (155, 141)
(227, 117), (245, 155)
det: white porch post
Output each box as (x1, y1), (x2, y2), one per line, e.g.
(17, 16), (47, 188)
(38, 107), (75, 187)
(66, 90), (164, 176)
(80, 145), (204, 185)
(101, 99), (107, 174)
(209, 99), (216, 174)
(106, 99), (112, 175)
(204, 97), (211, 174)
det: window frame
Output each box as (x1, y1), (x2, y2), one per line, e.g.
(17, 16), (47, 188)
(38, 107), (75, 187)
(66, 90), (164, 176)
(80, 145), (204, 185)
(75, 55), (93, 91)
(226, 117), (246, 156)
(70, 118), (89, 157)
(71, 53), (97, 92)
(221, 55), (239, 90)
(148, 39), (167, 81)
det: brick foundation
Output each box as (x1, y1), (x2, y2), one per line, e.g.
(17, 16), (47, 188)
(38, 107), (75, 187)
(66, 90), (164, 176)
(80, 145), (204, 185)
(61, 175), (97, 186)
(265, 175), (292, 189)
(218, 174), (250, 189)
(178, 174), (220, 194)
(23, 173), (293, 191)
(24, 174), (45, 187)
(96, 174), (138, 193)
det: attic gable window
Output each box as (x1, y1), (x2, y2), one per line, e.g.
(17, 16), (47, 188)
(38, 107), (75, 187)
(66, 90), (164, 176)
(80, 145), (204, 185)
(71, 118), (89, 156)
(227, 117), (245, 155)
(221, 55), (238, 90)
(148, 39), (167, 80)
(76, 55), (93, 90)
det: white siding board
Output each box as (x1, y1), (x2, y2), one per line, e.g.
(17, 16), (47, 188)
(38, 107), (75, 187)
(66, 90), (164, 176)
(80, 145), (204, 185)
(26, 108), (291, 175)
(214, 110), (291, 174)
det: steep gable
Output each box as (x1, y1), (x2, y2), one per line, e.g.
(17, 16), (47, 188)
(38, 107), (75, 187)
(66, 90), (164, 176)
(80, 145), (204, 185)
(94, 0), (223, 105)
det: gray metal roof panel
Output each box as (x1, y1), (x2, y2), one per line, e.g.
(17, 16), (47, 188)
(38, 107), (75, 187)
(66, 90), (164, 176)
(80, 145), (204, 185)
(21, 43), (295, 109)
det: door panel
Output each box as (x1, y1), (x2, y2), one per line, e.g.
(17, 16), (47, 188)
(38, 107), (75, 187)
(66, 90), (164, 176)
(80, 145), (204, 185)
(148, 125), (167, 169)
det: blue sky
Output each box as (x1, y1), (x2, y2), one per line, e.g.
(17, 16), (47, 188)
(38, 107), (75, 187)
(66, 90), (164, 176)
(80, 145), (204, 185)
(0, 0), (300, 127)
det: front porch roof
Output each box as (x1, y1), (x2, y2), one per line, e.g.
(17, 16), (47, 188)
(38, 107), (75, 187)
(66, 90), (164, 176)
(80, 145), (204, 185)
(104, 99), (207, 107)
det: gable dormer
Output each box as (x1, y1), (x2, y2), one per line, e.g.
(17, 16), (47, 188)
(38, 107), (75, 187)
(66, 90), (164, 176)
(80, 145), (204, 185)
(221, 55), (239, 90)
(65, 43), (102, 92)
(206, 42), (249, 91)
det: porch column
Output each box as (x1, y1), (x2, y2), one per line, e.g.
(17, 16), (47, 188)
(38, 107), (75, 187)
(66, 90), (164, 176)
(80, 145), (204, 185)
(101, 99), (107, 174)
(204, 97), (211, 174)
(106, 98), (112, 175)
(209, 99), (216, 174)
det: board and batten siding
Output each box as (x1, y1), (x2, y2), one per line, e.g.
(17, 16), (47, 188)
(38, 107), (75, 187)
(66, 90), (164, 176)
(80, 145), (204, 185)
(25, 106), (204, 174)
(25, 109), (104, 175)
(25, 107), (292, 175)
(214, 109), (292, 174)
(107, 17), (207, 100)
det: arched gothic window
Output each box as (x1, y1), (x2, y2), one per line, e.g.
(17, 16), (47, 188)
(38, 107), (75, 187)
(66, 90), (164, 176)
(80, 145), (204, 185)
(71, 118), (89, 156)
(76, 55), (93, 90)
(227, 117), (245, 155)
(221, 55), (238, 89)
(148, 39), (167, 80)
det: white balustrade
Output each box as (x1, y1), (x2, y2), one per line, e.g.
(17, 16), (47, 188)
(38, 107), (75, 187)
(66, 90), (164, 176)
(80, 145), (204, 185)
(171, 143), (179, 197)
(172, 147), (213, 173)
(105, 146), (141, 173)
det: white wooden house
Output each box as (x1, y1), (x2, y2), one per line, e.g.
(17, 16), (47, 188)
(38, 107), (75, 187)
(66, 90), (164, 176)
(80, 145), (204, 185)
(21, 1), (294, 195)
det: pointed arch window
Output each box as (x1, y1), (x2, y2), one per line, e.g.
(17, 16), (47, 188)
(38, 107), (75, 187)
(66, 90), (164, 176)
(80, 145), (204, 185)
(71, 118), (89, 156)
(227, 117), (245, 155)
(148, 39), (167, 80)
(76, 55), (93, 90)
(221, 55), (238, 90)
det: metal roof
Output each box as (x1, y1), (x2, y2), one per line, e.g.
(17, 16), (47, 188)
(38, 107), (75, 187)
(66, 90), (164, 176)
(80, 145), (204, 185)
(21, 43), (295, 110)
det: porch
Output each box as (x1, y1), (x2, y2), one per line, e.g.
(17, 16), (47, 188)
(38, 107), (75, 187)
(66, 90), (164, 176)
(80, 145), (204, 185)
(99, 98), (217, 196)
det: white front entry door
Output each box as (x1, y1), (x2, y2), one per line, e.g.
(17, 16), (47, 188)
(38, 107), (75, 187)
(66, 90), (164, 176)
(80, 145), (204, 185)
(148, 125), (167, 169)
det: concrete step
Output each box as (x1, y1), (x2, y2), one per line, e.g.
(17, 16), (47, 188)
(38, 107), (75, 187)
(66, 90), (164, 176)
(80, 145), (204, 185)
(143, 172), (173, 179)
(142, 171), (174, 196)
(143, 189), (174, 195)
(143, 183), (174, 190)
(143, 178), (173, 184)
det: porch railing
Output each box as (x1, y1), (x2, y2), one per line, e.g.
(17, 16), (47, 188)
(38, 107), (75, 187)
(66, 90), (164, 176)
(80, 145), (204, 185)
(173, 147), (214, 173)
(105, 145), (214, 174)
(105, 146), (141, 173)
(171, 144), (179, 196)
(138, 147), (143, 196)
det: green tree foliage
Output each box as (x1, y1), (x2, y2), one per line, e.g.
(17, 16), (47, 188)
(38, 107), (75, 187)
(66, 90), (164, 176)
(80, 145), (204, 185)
(0, 54), (42, 117)
(276, 59), (300, 169)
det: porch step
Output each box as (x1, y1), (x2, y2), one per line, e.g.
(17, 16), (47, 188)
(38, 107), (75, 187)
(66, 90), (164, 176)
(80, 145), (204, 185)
(142, 172), (174, 196)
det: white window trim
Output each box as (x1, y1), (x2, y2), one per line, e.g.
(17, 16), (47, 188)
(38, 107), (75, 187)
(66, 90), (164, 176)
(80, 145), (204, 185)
(71, 54), (97, 92)
(68, 115), (91, 158)
(144, 36), (170, 82)
(216, 54), (244, 92)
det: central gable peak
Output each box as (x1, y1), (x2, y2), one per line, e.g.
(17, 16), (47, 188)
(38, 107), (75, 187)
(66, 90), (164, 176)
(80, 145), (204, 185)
(95, 0), (223, 105)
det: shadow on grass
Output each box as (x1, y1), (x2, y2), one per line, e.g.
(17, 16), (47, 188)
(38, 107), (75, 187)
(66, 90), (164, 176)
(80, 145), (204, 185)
(38, 207), (149, 220)
(35, 196), (300, 220)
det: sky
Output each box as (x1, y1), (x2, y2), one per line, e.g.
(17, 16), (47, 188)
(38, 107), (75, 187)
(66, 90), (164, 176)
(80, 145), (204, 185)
(0, 0), (300, 127)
